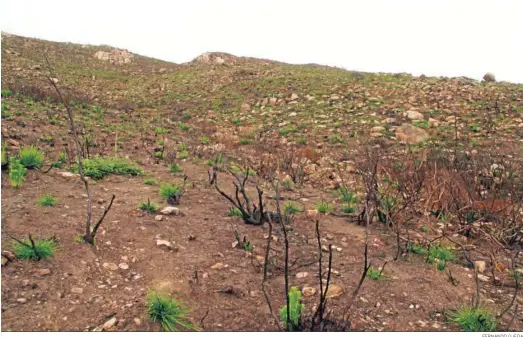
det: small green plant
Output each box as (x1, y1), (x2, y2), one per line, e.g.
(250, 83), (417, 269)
(421, 224), (429, 233)
(139, 199), (158, 213)
(228, 207), (243, 217)
(178, 122), (189, 131)
(378, 196), (397, 224)
(147, 291), (196, 331)
(19, 145), (45, 169)
(144, 178), (157, 185)
(169, 163), (183, 173)
(413, 120), (430, 129)
(201, 136), (209, 145)
(427, 243), (455, 268)
(154, 127), (169, 135)
(341, 204), (356, 213)
(76, 157), (142, 179)
(280, 286), (303, 331)
(315, 201), (333, 214)
(469, 124), (481, 132)
(177, 143), (187, 152)
(239, 138), (251, 145)
(51, 152), (68, 168)
(177, 151), (189, 160)
(449, 306), (497, 332)
(13, 237), (56, 260)
(234, 231), (253, 252)
(408, 242), (427, 255)
(38, 193), (57, 207)
(159, 183), (182, 201)
(1, 142), (7, 169)
(283, 201), (301, 215)
(366, 267), (384, 280)
(281, 178), (293, 190)
(1, 89), (13, 97)
(9, 157), (27, 188)
(330, 134), (344, 143)
(279, 125), (297, 136)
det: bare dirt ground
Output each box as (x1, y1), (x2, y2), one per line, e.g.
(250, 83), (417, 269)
(1, 32), (522, 332)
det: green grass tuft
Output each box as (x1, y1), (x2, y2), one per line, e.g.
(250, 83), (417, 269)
(144, 178), (157, 185)
(315, 201), (333, 214)
(13, 238), (56, 260)
(19, 145), (45, 169)
(138, 199), (158, 213)
(283, 201), (302, 215)
(159, 183), (182, 201)
(366, 267), (384, 280)
(38, 193), (57, 207)
(228, 207), (243, 217)
(147, 291), (196, 331)
(77, 157), (142, 179)
(280, 286), (303, 331)
(449, 306), (497, 332)
(169, 163), (183, 173)
(9, 157), (27, 188)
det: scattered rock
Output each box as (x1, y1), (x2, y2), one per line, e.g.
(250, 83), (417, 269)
(160, 206), (180, 215)
(240, 103), (251, 112)
(474, 261), (486, 274)
(1, 256), (8, 267)
(302, 287), (317, 297)
(211, 262), (228, 270)
(290, 93), (299, 101)
(94, 49), (133, 65)
(296, 272), (308, 278)
(16, 298), (27, 304)
(71, 287), (84, 294)
(269, 97), (278, 106)
(407, 110), (424, 121)
(154, 215), (163, 221)
(134, 318), (142, 326)
(324, 284), (344, 298)
(478, 274), (490, 282)
(156, 240), (174, 250)
(395, 123), (429, 144)
(483, 72), (496, 82)
(101, 317), (118, 330)
(119, 263), (129, 270)
(37, 268), (51, 276)
(371, 126), (385, 133)
(103, 262), (119, 271)
(188, 234), (196, 241)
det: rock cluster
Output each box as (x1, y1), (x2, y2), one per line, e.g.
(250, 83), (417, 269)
(94, 49), (133, 65)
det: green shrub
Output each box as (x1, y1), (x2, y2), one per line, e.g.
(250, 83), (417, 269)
(77, 157), (142, 179)
(169, 164), (183, 173)
(19, 145), (45, 169)
(283, 201), (302, 215)
(177, 151), (189, 160)
(1, 143), (7, 168)
(280, 286), (303, 331)
(178, 122), (189, 131)
(338, 187), (359, 203)
(159, 183), (182, 201)
(1, 89), (13, 97)
(408, 242), (427, 255)
(366, 267), (383, 280)
(147, 291), (195, 331)
(144, 178), (157, 185)
(139, 199), (158, 213)
(9, 157), (27, 188)
(427, 244), (455, 266)
(449, 306), (497, 332)
(13, 238), (56, 260)
(315, 201), (333, 214)
(201, 136), (209, 144)
(341, 204), (355, 213)
(51, 151), (68, 168)
(228, 207), (243, 217)
(38, 193), (56, 207)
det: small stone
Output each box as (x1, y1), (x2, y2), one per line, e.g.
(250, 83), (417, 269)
(321, 245), (329, 252)
(71, 287), (84, 294)
(478, 274), (490, 282)
(417, 320), (427, 327)
(156, 240), (173, 249)
(407, 110), (424, 121)
(240, 103), (251, 112)
(474, 261), (486, 273)
(211, 262), (228, 270)
(326, 234), (334, 240)
(341, 237), (347, 242)
(432, 322), (441, 329)
(134, 318), (142, 326)
(324, 284), (344, 298)
(188, 234), (196, 241)
(119, 263), (129, 270)
(103, 262), (119, 271)
(154, 215), (163, 221)
(290, 93), (299, 101)
(1, 256), (8, 266)
(160, 207), (180, 215)
(409, 304), (414, 309)
(302, 287), (317, 297)
(16, 298), (27, 304)
(296, 272), (308, 278)
(371, 126), (385, 133)
(102, 317), (118, 330)
(97, 199), (104, 204)
(375, 302), (381, 308)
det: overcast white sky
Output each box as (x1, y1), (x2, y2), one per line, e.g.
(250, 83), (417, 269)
(2, 0), (523, 83)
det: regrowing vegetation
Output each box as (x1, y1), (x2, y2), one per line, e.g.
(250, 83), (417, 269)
(1, 32), (522, 332)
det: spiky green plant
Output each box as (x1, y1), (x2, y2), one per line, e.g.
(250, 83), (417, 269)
(366, 267), (384, 280)
(228, 207), (243, 217)
(280, 286), (303, 331)
(449, 306), (497, 332)
(139, 199), (158, 213)
(9, 157), (27, 188)
(13, 237), (56, 260)
(427, 244), (455, 265)
(159, 183), (182, 201)
(169, 163), (183, 173)
(147, 291), (196, 331)
(315, 201), (333, 214)
(38, 193), (57, 207)
(19, 145), (44, 169)
(283, 201), (302, 215)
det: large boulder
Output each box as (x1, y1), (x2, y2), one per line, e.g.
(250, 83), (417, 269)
(94, 49), (133, 65)
(483, 72), (496, 82)
(395, 124), (429, 144)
